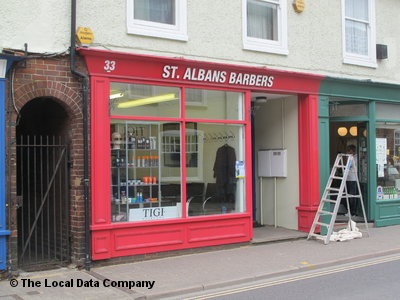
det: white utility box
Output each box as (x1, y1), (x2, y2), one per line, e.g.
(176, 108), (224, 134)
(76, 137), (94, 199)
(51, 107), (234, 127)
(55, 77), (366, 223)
(258, 149), (287, 177)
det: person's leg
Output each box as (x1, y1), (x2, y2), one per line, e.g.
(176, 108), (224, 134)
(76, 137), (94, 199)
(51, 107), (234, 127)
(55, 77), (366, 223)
(348, 181), (358, 215)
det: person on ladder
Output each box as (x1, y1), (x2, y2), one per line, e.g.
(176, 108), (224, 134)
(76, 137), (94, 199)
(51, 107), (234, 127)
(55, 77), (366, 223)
(343, 144), (358, 216)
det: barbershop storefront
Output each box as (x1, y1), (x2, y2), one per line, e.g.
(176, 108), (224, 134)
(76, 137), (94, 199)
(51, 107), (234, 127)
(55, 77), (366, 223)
(80, 49), (323, 260)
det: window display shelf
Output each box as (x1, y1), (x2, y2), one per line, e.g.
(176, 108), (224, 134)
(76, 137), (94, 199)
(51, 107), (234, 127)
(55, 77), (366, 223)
(377, 198), (400, 203)
(111, 122), (162, 223)
(112, 183), (158, 187)
(111, 166), (158, 169)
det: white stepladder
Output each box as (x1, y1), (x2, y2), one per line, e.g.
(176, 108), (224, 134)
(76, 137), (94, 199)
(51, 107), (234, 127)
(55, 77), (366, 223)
(308, 154), (370, 244)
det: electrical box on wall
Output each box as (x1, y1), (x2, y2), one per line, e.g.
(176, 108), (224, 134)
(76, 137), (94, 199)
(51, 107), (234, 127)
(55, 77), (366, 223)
(258, 149), (287, 177)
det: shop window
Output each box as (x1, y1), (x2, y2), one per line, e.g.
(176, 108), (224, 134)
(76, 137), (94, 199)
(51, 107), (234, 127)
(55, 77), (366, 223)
(110, 120), (182, 222)
(127, 0), (188, 41)
(110, 82), (180, 118)
(109, 82), (246, 222)
(376, 123), (400, 201)
(185, 88), (244, 121)
(187, 123), (246, 217)
(342, 0), (376, 67)
(242, 0), (288, 55)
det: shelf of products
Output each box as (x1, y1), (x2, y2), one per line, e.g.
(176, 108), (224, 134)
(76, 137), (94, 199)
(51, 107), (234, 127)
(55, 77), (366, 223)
(111, 122), (161, 222)
(377, 185), (400, 201)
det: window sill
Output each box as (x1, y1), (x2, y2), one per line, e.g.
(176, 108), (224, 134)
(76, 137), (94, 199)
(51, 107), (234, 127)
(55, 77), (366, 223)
(343, 56), (377, 69)
(127, 27), (188, 42)
(243, 41), (289, 56)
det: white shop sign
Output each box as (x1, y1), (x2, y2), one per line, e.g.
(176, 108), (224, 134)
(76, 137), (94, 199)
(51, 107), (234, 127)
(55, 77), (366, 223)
(129, 206), (179, 221)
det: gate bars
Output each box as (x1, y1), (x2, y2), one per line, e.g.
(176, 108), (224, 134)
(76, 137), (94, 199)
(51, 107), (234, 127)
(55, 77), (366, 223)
(16, 135), (70, 268)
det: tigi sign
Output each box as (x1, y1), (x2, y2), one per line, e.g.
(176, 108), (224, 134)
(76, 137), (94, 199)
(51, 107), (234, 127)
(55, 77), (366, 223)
(129, 206), (178, 221)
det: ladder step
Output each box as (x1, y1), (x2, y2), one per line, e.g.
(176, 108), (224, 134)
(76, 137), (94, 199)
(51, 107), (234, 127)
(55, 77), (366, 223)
(315, 222), (329, 227)
(321, 198), (337, 203)
(332, 176), (343, 180)
(326, 193), (339, 197)
(319, 210), (334, 215)
(334, 164), (346, 168)
(327, 188), (340, 192)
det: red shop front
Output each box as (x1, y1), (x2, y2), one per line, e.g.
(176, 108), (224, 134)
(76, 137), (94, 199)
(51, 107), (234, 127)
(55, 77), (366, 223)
(80, 49), (323, 260)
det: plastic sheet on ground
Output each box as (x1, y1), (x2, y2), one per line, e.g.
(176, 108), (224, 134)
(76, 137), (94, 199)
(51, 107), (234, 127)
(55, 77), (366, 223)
(330, 220), (362, 242)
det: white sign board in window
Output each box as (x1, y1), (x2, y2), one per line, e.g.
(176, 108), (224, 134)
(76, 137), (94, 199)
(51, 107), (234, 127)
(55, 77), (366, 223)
(258, 149), (287, 177)
(376, 138), (387, 165)
(129, 206), (179, 221)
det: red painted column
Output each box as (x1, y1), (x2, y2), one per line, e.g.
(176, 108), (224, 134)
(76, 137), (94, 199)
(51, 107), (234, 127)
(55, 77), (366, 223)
(91, 77), (113, 260)
(297, 94), (320, 232)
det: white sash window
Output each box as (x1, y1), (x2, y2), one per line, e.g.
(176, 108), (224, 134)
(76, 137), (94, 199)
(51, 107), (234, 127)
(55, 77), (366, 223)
(243, 0), (288, 55)
(342, 0), (376, 67)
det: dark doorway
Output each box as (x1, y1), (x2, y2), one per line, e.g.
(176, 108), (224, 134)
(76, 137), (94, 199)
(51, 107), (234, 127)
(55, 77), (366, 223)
(329, 121), (368, 217)
(16, 97), (70, 270)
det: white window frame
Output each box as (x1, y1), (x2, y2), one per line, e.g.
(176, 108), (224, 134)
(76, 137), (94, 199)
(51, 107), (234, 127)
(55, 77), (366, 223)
(242, 0), (288, 55)
(127, 0), (188, 41)
(342, 0), (377, 68)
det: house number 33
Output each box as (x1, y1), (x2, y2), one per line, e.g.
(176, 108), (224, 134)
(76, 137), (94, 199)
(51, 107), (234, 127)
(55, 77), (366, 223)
(104, 60), (116, 72)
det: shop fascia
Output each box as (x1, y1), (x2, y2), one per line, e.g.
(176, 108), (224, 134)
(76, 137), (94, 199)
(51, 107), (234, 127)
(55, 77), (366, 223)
(79, 48), (322, 94)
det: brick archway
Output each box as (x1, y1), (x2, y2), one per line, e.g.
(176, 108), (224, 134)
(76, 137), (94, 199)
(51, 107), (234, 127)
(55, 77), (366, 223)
(7, 58), (88, 268)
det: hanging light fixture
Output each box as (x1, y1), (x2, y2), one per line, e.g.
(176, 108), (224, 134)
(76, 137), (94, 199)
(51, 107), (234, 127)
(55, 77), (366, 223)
(349, 126), (358, 136)
(337, 127), (348, 136)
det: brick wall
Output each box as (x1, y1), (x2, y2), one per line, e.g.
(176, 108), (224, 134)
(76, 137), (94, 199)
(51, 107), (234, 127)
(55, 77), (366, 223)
(6, 55), (89, 270)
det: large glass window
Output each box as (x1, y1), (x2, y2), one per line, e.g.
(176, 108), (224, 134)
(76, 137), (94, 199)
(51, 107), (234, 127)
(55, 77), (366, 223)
(376, 122), (400, 201)
(127, 0), (188, 41)
(186, 123), (246, 216)
(342, 0), (376, 67)
(243, 0), (288, 55)
(109, 83), (247, 222)
(111, 120), (182, 222)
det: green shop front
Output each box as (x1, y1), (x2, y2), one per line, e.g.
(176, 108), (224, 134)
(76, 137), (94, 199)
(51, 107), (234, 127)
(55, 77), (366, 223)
(319, 78), (400, 227)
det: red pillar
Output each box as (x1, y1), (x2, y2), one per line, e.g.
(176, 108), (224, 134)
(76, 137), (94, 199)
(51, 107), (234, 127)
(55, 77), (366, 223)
(297, 95), (320, 232)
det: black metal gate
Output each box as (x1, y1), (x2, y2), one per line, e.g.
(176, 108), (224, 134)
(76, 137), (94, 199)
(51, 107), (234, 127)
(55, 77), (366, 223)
(16, 136), (70, 269)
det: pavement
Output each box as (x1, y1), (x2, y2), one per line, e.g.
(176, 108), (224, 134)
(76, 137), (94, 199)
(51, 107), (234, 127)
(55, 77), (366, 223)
(1, 223), (400, 300)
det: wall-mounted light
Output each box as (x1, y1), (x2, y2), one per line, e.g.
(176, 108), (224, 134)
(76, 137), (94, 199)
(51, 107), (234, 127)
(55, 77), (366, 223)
(117, 93), (177, 108)
(254, 96), (268, 104)
(337, 127), (348, 136)
(349, 126), (358, 136)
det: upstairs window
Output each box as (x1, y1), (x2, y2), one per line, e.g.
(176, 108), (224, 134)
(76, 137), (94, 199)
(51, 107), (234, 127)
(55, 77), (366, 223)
(243, 0), (288, 55)
(127, 0), (187, 41)
(342, 0), (376, 67)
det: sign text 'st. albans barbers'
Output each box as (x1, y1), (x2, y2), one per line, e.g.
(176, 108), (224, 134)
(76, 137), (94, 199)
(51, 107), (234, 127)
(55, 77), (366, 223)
(162, 65), (274, 88)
